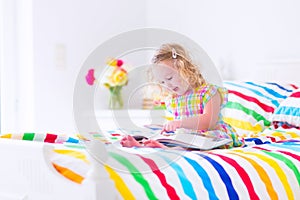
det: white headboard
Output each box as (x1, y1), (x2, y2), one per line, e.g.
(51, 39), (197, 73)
(253, 60), (300, 82)
(220, 59), (300, 83)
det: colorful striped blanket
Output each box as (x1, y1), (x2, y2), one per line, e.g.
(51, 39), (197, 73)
(2, 81), (300, 199)
(51, 138), (300, 200)
(1, 127), (299, 199)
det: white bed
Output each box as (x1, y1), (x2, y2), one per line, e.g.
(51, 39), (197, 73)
(1, 80), (300, 200)
(0, 139), (118, 200)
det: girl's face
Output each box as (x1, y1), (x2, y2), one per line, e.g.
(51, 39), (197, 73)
(152, 60), (192, 95)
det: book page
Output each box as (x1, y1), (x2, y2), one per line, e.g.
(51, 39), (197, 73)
(154, 128), (232, 150)
(142, 125), (232, 150)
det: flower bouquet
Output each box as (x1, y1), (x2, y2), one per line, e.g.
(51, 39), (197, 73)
(103, 59), (128, 109)
(85, 58), (128, 109)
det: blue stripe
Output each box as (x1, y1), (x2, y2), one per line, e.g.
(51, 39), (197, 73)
(224, 82), (279, 107)
(281, 141), (300, 146)
(65, 137), (79, 143)
(274, 106), (300, 116)
(269, 143), (300, 152)
(165, 156), (198, 200)
(184, 156), (219, 200)
(140, 149), (197, 199)
(266, 82), (293, 93)
(245, 82), (287, 99)
(244, 138), (264, 145)
(158, 150), (218, 199)
(197, 153), (239, 200)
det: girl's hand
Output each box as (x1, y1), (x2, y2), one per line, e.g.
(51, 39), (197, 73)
(162, 120), (182, 133)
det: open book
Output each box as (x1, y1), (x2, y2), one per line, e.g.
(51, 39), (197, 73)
(141, 125), (232, 150)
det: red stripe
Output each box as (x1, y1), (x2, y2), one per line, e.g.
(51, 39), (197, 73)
(253, 147), (270, 151)
(209, 152), (260, 200)
(111, 133), (121, 136)
(44, 133), (58, 143)
(138, 155), (180, 200)
(289, 84), (298, 90)
(229, 90), (274, 112)
(290, 91), (300, 98)
(266, 136), (277, 142)
(254, 146), (300, 161)
(278, 150), (300, 161)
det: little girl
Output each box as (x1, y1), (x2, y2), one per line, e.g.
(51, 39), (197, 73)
(120, 43), (242, 149)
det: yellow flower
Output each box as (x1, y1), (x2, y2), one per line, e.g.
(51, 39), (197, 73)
(109, 69), (128, 86)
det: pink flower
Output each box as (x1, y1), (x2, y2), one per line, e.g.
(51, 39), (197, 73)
(86, 69), (95, 85)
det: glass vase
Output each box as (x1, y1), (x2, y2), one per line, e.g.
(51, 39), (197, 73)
(109, 86), (124, 109)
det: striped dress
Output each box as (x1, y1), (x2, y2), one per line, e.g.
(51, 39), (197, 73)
(164, 83), (242, 147)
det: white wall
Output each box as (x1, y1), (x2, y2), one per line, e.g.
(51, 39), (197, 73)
(1, 0), (146, 133)
(1, 0), (35, 132)
(146, 0), (300, 80)
(2, 0), (300, 133)
(30, 0), (146, 132)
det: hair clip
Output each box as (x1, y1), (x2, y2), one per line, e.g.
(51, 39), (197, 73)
(172, 48), (177, 59)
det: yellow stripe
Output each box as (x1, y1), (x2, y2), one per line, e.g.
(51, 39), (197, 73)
(53, 149), (89, 163)
(228, 152), (278, 200)
(223, 117), (263, 132)
(285, 131), (300, 138)
(269, 131), (299, 139)
(104, 164), (135, 200)
(262, 131), (286, 140)
(233, 149), (294, 200)
(0, 133), (12, 138)
(52, 163), (84, 184)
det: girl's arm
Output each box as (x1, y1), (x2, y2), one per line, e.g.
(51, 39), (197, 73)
(163, 92), (221, 132)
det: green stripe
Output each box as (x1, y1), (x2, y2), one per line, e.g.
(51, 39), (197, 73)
(262, 150), (300, 186)
(225, 102), (271, 126)
(109, 152), (158, 200)
(22, 133), (35, 141)
(64, 144), (86, 149)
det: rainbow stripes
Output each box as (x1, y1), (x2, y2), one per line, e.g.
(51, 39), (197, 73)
(222, 81), (297, 136)
(0, 132), (80, 144)
(50, 140), (300, 199)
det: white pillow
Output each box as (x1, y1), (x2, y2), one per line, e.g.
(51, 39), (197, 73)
(222, 81), (297, 136)
(271, 89), (300, 128)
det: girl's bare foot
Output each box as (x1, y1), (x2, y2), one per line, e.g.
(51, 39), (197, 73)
(143, 139), (167, 149)
(120, 135), (142, 147)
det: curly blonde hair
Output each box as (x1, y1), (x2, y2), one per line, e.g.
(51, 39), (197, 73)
(151, 43), (206, 89)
